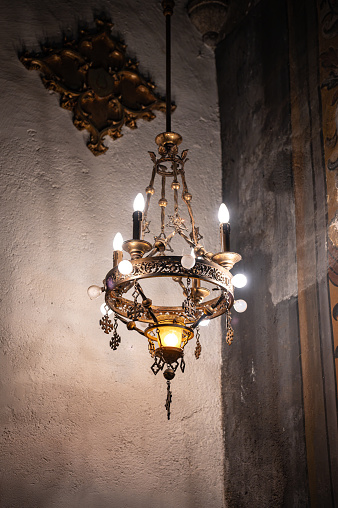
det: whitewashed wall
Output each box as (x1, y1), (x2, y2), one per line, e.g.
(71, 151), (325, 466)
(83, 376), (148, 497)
(0, 1), (224, 506)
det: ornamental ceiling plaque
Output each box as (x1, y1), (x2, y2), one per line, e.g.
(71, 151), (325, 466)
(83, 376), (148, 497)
(20, 19), (171, 155)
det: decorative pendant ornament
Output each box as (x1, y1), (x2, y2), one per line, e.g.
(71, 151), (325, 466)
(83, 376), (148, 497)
(226, 311), (234, 345)
(109, 315), (121, 350)
(88, 0), (247, 419)
(100, 314), (113, 334)
(195, 327), (202, 359)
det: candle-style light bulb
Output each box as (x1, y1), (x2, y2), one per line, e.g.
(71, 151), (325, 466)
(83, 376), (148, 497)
(218, 203), (230, 251)
(113, 232), (123, 251)
(218, 203), (230, 223)
(132, 193), (145, 239)
(133, 193), (145, 212)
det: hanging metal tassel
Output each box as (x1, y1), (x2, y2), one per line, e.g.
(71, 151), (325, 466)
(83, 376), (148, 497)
(226, 310), (234, 345)
(195, 326), (202, 359)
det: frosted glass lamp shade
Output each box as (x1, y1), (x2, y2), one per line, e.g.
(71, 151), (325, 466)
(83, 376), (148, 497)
(158, 327), (183, 348)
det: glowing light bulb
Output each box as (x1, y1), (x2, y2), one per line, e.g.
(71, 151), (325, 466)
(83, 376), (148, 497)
(133, 193), (145, 212)
(87, 285), (102, 300)
(113, 232), (123, 251)
(181, 249), (195, 269)
(160, 329), (182, 348)
(218, 203), (230, 223)
(232, 274), (247, 288)
(118, 259), (133, 275)
(100, 303), (113, 316)
(234, 299), (247, 313)
(200, 319), (210, 327)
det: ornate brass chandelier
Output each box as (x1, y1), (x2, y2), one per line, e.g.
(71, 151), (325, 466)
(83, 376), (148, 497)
(88, 0), (247, 419)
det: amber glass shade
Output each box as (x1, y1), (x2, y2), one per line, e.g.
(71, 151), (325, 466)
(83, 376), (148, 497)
(157, 325), (183, 348)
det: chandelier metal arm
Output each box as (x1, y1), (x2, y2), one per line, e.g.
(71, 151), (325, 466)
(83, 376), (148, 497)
(191, 309), (212, 329)
(134, 281), (159, 324)
(172, 276), (188, 297)
(176, 228), (195, 248)
(180, 169), (198, 244)
(115, 313), (145, 336)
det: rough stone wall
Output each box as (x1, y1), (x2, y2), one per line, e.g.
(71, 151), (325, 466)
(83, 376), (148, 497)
(0, 1), (224, 507)
(216, 0), (338, 505)
(216, 0), (309, 506)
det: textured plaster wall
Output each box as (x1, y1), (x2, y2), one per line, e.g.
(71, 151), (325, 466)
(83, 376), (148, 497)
(0, 1), (224, 507)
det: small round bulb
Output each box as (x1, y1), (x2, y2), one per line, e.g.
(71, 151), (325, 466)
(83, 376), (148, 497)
(118, 259), (133, 275)
(199, 319), (210, 327)
(100, 303), (113, 316)
(133, 193), (145, 212)
(234, 299), (247, 313)
(113, 232), (123, 251)
(218, 203), (230, 223)
(232, 274), (247, 288)
(181, 253), (196, 269)
(87, 285), (103, 300)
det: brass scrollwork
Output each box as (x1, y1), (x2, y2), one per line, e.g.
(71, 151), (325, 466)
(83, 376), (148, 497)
(20, 18), (173, 155)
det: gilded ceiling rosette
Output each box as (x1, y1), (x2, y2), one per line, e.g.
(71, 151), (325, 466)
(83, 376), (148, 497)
(20, 19), (170, 155)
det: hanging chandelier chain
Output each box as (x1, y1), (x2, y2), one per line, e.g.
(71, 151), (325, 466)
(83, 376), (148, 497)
(161, 0), (174, 131)
(226, 310), (234, 345)
(165, 379), (172, 420)
(180, 168), (198, 244)
(182, 277), (196, 318)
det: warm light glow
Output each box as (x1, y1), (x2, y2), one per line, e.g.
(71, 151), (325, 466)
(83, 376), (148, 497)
(133, 193), (145, 212)
(118, 259), (133, 275)
(218, 203), (230, 223)
(232, 273), (247, 288)
(87, 285), (102, 300)
(113, 232), (123, 251)
(234, 299), (247, 313)
(159, 327), (182, 348)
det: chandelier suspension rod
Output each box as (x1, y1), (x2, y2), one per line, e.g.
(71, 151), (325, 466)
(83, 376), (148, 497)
(162, 0), (174, 132)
